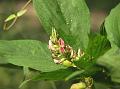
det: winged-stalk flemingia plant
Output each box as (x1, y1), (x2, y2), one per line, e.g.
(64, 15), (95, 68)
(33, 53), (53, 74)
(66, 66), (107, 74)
(1, 0), (120, 89)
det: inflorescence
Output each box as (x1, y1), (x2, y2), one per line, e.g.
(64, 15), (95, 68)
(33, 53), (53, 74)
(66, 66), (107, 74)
(48, 28), (85, 67)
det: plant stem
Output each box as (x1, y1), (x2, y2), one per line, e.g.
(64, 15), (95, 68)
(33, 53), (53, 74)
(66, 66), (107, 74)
(50, 81), (57, 89)
(4, 16), (18, 31)
(21, 0), (32, 10)
(3, 0), (32, 31)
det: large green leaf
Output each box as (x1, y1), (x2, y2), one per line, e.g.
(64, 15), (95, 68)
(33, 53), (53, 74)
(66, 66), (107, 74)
(33, 68), (74, 81)
(98, 3), (120, 83)
(97, 47), (120, 83)
(105, 3), (120, 48)
(0, 40), (65, 72)
(33, 0), (90, 50)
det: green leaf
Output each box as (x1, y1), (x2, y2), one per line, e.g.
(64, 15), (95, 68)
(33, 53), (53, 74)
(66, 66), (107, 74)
(33, 0), (90, 50)
(94, 82), (111, 89)
(100, 3), (120, 83)
(73, 33), (110, 78)
(33, 67), (101, 81)
(5, 14), (16, 22)
(74, 54), (95, 69)
(0, 54), (7, 64)
(74, 34), (110, 70)
(65, 70), (85, 81)
(33, 69), (74, 81)
(105, 3), (120, 48)
(97, 47), (120, 83)
(99, 22), (107, 37)
(87, 34), (110, 59)
(0, 40), (65, 72)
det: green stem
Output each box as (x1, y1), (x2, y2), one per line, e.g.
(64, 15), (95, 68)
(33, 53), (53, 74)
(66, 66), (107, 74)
(21, 0), (32, 10)
(4, 16), (18, 31)
(50, 81), (57, 89)
(3, 0), (32, 31)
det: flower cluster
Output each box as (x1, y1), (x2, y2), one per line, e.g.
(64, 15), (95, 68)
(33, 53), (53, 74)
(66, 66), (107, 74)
(70, 77), (93, 89)
(48, 28), (84, 67)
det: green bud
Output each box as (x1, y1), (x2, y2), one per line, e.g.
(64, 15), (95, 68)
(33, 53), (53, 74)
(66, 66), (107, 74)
(62, 60), (72, 67)
(75, 57), (80, 61)
(71, 63), (77, 67)
(70, 82), (86, 89)
(51, 28), (58, 43)
(60, 58), (66, 62)
(5, 14), (16, 22)
(85, 77), (93, 88)
(53, 45), (59, 50)
(17, 9), (27, 17)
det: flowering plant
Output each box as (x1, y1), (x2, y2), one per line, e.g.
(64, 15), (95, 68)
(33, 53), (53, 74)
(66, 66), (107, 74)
(48, 28), (85, 67)
(1, 0), (120, 89)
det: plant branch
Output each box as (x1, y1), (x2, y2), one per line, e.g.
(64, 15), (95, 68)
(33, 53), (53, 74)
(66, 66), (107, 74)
(3, 16), (18, 31)
(3, 0), (32, 31)
(21, 0), (32, 10)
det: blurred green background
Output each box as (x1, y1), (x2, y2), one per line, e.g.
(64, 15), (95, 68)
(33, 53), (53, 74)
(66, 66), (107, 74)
(0, 0), (120, 89)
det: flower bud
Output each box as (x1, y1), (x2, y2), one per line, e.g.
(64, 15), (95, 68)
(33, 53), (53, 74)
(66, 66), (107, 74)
(50, 28), (58, 43)
(58, 38), (65, 47)
(70, 50), (74, 58)
(53, 59), (61, 64)
(70, 82), (86, 89)
(60, 47), (65, 53)
(62, 60), (72, 67)
(60, 58), (66, 62)
(77, 49), (85, 57)
(48, 40), (56, 51)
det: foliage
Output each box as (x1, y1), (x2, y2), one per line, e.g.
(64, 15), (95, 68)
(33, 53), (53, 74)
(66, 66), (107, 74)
(97, 3), (120, 83)
(0, 0), (120, 89)
(33, 0), (90, 50)
(0, 40), (65, 72)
